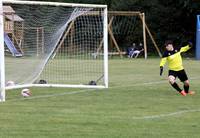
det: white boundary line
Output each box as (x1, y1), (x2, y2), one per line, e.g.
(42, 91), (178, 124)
(132, 109), (200, 120)
(9, 89), (96, 101)
(109, 76), (200, 89)
(110, 80), (167, 89)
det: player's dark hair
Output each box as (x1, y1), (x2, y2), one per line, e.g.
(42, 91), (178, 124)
(164, 40), (173, 47)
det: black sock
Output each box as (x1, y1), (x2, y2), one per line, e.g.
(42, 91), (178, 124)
(171, 82), (182, 92)
(184, 84), (189, 93)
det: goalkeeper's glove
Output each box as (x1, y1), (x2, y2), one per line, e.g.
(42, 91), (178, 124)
(188, 41), (193, 47)
(160, 66), (163, 76)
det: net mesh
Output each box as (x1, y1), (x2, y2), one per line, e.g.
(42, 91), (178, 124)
(3, 3), (105, 87)
(111, 15), (143, 49)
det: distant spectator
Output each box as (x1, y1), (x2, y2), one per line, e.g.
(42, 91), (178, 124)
(127, 43), (144, 58)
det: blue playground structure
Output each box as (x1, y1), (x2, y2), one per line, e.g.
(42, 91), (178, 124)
(4, 33), (22, 57)
(196, 15), (200, 60)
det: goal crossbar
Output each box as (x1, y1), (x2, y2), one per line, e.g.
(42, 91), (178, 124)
(2, 0), (107, 8)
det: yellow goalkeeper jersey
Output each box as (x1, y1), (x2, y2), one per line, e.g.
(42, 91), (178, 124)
(159, 45), (191, 71)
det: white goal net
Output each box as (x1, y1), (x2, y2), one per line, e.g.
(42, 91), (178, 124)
(0, 0), (108, 101)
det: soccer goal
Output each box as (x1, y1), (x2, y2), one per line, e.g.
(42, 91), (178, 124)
(0, 0), (108, 101)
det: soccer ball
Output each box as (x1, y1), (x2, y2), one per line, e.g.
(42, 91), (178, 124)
(21, 88), (31, 97)
(6, 81), (15, 86)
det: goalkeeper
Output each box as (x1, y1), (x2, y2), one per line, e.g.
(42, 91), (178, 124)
(159, 40), (195, 96)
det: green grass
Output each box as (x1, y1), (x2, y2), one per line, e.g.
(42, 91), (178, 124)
(1, 58), (200, 138)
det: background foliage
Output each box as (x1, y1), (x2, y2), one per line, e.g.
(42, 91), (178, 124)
(35, 0), (200, 54)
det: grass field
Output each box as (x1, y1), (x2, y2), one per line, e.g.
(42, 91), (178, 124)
(1, 58), (200, 138)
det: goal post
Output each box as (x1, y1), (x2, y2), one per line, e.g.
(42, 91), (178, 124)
(0, 0), (108, 101)
(0, 1), (5, 101)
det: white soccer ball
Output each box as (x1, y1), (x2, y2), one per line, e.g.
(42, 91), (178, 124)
(21, 88), (31, 97)
(6, 81), (15, 86)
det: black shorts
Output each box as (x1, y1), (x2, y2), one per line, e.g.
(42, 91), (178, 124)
(168, 69), (188, 82)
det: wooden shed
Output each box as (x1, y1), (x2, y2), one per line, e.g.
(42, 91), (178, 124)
(3, 6), (24, 52)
